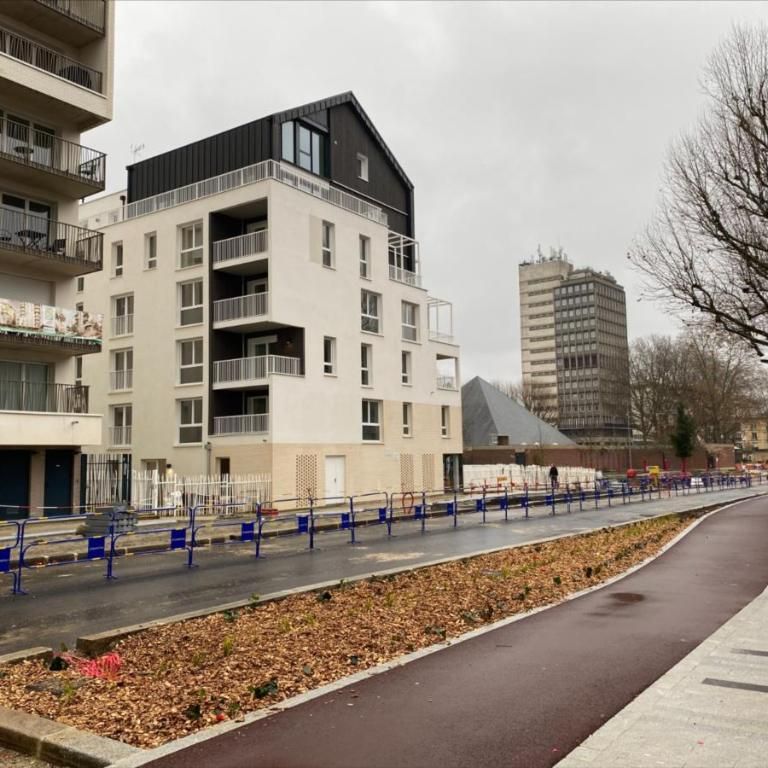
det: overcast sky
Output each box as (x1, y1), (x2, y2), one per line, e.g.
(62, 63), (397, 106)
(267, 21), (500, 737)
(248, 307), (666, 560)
(85, 0), (768, 382)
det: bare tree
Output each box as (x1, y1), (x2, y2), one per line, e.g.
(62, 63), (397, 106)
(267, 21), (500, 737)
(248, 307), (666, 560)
(490, 379), (559, 423)
(631, 25), (768, 357)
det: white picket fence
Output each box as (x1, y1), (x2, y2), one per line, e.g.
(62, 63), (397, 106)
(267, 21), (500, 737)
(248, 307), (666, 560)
(130, 471), (272, 516)
(463, 464), (597, 491)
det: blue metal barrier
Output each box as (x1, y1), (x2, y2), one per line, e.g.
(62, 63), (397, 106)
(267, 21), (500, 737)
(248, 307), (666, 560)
(0, 520), (20, 594)
(348, 491), (390, 544)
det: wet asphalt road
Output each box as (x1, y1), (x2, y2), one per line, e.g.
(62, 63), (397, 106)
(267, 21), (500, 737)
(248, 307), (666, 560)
(146, 495), (768, 768)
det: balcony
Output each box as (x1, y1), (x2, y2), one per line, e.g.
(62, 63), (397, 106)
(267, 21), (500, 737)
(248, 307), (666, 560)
(0, 381), (88, 413)
(428, 297), (455, 344)
(109, 369), (132, 391)
(0, 297), (102, 354)
(388, 232), (422, 288)
(389, 264), (422, 288)
(212, 230), (269, 273)
(111, 314), (133, 337)
(109, 425), (131, 447)
(212, 413), (269, 436)
(0, 206), (102, 275)
(0, 24), (103, 93)
(213, 293), (269, 331)
(0, 116), (105, 197)
(437, 376), (458, 391)
(2, 1), (105, 46)
(212, 355), (302, 390)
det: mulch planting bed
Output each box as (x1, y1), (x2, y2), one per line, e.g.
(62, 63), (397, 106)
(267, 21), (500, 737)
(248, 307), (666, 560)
(0, 513), (695, 748)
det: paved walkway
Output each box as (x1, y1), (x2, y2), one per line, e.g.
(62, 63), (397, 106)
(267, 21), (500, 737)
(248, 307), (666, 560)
(1, 486), (760, 655)
(557, 588), (768, 768)
(138, 494), (768, 768)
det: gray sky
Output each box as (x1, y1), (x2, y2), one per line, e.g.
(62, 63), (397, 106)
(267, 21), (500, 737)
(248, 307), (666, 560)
(85, 0), (768, 382)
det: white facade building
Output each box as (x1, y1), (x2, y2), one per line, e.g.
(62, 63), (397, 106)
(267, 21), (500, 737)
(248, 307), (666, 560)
(0, 0), (114, 516)
(79, 94), (462, 500)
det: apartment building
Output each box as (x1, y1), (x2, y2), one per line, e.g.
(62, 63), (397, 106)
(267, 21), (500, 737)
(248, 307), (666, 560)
(0, 0), (114, 517)
(737, 419), (768, 463)
(554, 268), (630, 442)
(518, 247), (572, 416)
(78, 92), (463, 499)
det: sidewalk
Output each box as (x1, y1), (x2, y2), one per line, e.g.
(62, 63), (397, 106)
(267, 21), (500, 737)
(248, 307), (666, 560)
(557, 588), (768, 768)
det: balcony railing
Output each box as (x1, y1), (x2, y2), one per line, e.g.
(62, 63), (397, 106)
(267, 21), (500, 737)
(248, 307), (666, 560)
(389, 264), (422, 288)
(0, 25), (103, 93)
(212, 413), (269, 436)
(436, 376), (458, 390)
(36, 0), (106, 33)
(0, 381), (88, 413)
(213, 293), (269, 324)
(0, 115), (105, 189)
(213, 354), (301, 385)
(0, 205), (102, 269)
(212, 230), (268, 266)
(88, 159), (388, 229)
(111, 314), (133, 337)
(109, 369), (133, 390)
(109, 425), (131, 447)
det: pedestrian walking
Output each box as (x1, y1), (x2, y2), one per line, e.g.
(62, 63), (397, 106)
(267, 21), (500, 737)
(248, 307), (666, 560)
(549, 464), (559, 491)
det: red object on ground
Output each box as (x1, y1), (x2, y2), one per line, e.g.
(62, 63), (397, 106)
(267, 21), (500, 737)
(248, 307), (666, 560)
(626, 468), (637, 479)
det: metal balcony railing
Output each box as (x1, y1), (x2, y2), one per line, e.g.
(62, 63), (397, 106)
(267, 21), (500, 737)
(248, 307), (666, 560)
(0, 205), (102, 267)
(212, 230), (268, 266)
(389, 263), (422, 288)
(212, 355), (301, 385)
(0, 25), (103, 93)
(111, 314), (133, 337)
(213, 292), (269, 323)
(35, 0), (106, 33)
(109, 369), (133, 390)
(436, 376), (458, 390)
(0, 115), (105, 188)
(109, 425), (131, 446)
(212, 413), (269, 435)
(0, 381), (88, 413)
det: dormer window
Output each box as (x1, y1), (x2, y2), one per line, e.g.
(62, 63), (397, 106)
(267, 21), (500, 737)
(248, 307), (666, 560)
(356, 153), (368, 181)
(281, 120), (327, 176)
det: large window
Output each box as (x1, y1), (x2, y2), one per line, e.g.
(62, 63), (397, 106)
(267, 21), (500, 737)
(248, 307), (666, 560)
(361, 343), (372, 386)
(111, 404), (132, 446)
(0, 360), (49, 411)
(321, 221), (334, 268)
(110, 348), (133, 390)
(178, 398), (203, 444)
(402, 402), (412, 437)
(361, 290), (381, 333)
(112, 294), (134, 337)
(179, 222), (203, 268)
(362, 399), (381, 442)
(401, 350), (412, 385)
(178, 339), (203, 384)
(281, 120), (327, 175)
(401, 301), (419, 342)
(323, 336), (336, 375)
(359, 235), (370, 278)
(179, 279), (203, 325)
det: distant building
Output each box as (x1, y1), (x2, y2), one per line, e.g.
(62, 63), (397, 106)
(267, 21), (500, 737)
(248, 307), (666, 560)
(518, 247), (572, 417)
(737, 419), (768, 462)
(554, 268), (629, 442)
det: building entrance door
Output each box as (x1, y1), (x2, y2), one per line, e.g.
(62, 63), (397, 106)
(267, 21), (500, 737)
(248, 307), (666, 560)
(324, 455), (345, 501)
(44, 450), (74, 515)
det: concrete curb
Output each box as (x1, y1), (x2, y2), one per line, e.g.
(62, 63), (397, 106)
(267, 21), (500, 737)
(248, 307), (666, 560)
(0, 647), (52, 666)
(0, 705), (140, 768)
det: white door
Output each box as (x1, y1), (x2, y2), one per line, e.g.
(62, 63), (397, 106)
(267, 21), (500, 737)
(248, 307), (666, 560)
(324, 455), (345, 501)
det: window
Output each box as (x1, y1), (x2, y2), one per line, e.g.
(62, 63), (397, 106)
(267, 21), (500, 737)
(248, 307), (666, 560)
(74, 356), (82, 386)
(281, 120), (327, 175)
(323, 336), (336, 375)
(111, 404), (132, 446)
(179, 222), (203, 268)
(76, 277), (84, 293)
(362, 399), (381, 441)
(321, 221), (334, 268)
(441, 405), (450, 437)
(361, 344), (372, 386)
(361, 290), (381, 333)
(401, 301), (419, 341)
(178, 398), (203, 444)
(110, 348), (133, 390)
(402, 402), (412, 437)
(145, 233), (157, 270)
(112, 294), (134, 336)
(401, 351), (412, 385)
(179, 279), (203, 325)
(178, 339), (203, 384)
(75, 302), (83, 312)
(0, 361), (49, 410)
(359, 235), (370, 278)
(356, 153), (369, 181)
(112, 242), (123, 277)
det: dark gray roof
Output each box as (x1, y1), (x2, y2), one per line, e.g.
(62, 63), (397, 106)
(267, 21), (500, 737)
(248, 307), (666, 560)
(462, 377), (575, 448)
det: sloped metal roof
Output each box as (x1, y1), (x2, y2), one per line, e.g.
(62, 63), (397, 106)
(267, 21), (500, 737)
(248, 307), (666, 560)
(461, 376), (575, 448)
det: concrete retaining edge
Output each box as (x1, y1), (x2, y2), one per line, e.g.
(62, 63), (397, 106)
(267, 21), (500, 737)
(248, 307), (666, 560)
(0, 647), (52, 666)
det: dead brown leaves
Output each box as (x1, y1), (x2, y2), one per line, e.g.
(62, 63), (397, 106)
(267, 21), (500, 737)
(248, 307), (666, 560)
(0, 515), (690, 749)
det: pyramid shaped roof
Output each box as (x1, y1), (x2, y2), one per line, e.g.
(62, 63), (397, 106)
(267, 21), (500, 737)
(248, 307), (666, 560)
(461, 377), (575, 448)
